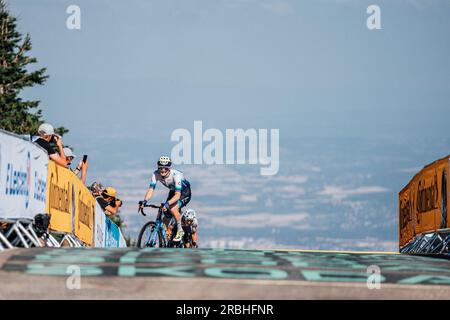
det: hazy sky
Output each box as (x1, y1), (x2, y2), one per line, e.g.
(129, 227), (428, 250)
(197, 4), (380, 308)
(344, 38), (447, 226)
(8, 0), (450, 249)
(12, 0), (450, 145)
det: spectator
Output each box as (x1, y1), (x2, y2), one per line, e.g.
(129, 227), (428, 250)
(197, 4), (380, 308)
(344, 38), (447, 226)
(63, 147), (88, 184)
(34, 123), (67, 167)
(96, 187), (122, 216)
(90, 182), (105, 197)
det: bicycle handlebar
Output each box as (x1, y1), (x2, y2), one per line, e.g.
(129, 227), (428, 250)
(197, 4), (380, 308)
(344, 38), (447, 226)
(144, 204), (161, 209)
(138, 202), (162, 216)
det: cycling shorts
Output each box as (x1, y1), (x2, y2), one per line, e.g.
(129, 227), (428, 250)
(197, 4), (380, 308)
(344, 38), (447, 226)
(166, 185), (191, 208)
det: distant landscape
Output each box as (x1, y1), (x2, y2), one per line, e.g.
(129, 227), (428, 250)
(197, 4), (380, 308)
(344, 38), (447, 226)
(89, 136), (450, 251)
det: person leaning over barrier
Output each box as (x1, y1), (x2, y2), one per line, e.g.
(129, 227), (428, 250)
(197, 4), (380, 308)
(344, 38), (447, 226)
(96, 187), (122, 216)
(63, 147), (89, 184)
(90, 182), (105, 197)
(34, 123), (67, 167)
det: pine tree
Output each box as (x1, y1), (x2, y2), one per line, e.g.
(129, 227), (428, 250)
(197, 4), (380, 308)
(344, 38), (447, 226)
(0, 0), (67, 136)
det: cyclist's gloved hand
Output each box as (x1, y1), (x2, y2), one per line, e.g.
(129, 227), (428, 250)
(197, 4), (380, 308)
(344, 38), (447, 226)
(139, 200), (147, 207)
(161, 202), (170, 211)
(138, 200), (147, 215)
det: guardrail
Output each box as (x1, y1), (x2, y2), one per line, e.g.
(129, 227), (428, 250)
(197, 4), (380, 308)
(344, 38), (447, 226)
(0, 128), (126, 250)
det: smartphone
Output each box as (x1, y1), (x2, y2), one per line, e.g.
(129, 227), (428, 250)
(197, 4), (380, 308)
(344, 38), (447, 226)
(82, 155), (88, 163)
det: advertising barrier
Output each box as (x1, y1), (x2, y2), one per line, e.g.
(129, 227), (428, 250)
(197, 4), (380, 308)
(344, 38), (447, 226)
(73, 176), (95, 246)
(119, 229), (127, 247)
(94, 203), (106, 247)
(47, 161), (73, 233)
(0, 129), (127, 248)
(0, 130), (47, 218)
(105, 217), (120, 248)
(399, 188), (414, 248)
(47, 163), (126, 247)
(96, 208), (126, 248)
(399, 155), (449, 249)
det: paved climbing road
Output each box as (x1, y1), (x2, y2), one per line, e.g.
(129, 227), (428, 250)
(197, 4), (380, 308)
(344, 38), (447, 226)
(1, 247), (450, 299)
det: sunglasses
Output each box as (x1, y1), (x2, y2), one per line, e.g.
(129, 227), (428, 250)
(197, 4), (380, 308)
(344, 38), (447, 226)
(158, 167), (169, 173)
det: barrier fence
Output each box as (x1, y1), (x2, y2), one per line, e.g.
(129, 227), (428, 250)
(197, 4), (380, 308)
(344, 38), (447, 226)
(399, 155), (449, 250)
(0, 129), (47, 219)
(0, 129), (126, 248)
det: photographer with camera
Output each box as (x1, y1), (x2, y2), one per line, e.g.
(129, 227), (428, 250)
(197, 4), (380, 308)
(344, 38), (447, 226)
(89, 181), (105, 197)
(63, 147), (89, 184)
(34, 123), (67, 167)
(95, 187), (123, 217)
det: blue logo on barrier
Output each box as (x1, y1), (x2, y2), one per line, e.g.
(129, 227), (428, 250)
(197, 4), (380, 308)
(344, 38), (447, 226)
(34, 171), (46, 202)
(5, 151), (31, 208)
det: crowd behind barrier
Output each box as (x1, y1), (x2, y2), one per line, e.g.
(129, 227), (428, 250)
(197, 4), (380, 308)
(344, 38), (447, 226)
(0, 129), (126, 248)
(399, 155), (449, 250)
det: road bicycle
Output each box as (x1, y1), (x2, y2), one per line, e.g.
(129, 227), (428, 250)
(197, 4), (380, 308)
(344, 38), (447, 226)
(137, 203), (183, 248)
(136, 204), (188, 248)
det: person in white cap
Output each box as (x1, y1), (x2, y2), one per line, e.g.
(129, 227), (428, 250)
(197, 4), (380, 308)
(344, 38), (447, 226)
(63, 147), (89, 184)
(34, 123), (67, 167)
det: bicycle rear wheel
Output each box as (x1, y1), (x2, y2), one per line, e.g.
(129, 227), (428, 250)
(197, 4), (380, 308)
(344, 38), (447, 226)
(137, 221), (166, 248)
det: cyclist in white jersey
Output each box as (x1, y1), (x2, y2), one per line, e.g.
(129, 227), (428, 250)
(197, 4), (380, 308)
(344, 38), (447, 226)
(139, 156), (191, 242)
(182, 208), (198, 248)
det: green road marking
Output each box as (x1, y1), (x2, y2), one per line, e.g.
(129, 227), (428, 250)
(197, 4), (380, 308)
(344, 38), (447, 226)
(119, 251), (141, 264)
(301, 270), (385, 283)
(26, 263), (103, 276)
(119, 265), (196, 277)
(33, 254), (105, 264)
(201, 258), (278, 266)
(137, 257), (197, 263)
(398, 275), (450, 285)
(2, 248), (450, 285)
(204, 267), (288, 280)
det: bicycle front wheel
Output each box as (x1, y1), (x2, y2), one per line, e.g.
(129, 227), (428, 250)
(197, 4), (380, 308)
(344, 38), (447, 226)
(137, 221), (166, 248)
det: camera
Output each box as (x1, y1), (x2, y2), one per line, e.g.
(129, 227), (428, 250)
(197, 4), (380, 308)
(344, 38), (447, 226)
(110, 198), (122, 207)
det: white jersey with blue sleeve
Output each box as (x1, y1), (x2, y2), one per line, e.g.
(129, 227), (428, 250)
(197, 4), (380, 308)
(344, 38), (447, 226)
(149, 169), (190, 192)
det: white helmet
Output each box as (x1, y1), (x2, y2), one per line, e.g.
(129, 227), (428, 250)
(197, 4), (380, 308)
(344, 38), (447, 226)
(157, 156), (172, 167)
(184, 208), (196, 221)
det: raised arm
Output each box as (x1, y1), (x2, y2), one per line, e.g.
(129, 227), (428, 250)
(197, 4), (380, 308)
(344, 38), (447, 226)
(49, 153), (68, 167)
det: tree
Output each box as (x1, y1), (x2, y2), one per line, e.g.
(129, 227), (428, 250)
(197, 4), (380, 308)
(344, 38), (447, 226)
(0, 0), (67, 136)
(110, 214), (125, 231)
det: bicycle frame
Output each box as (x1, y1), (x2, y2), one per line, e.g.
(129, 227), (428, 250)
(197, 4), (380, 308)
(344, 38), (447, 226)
(146, 209), (168, 247)
(140, 204), (175, 247)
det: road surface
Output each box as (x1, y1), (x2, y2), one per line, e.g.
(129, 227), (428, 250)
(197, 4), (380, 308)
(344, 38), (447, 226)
(1, 247), (449, 299)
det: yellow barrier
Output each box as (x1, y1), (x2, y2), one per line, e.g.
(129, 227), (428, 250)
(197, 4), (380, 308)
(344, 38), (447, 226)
(398, 188), (413, 248)
(47, 161), (73, 234)
(73, 176), (95, 245)
(399, 155), (449, 248)
(46, 161), (95, 246)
